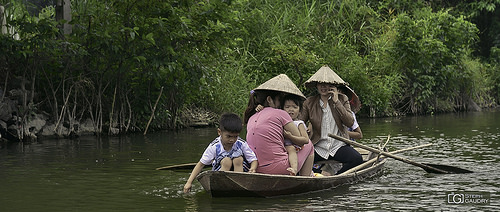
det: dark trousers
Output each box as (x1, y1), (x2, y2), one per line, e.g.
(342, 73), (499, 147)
(314, 145), (363, 174)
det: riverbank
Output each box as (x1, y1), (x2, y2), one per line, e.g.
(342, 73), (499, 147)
(0, 86), (496, 143)
(0, 92), (218, 143)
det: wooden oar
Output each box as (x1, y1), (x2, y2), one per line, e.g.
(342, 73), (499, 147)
(156, 162), (198, 170)
(329, 134), (473, 174)
(376, 135), (391, 162)
(339, 143), (433, 176)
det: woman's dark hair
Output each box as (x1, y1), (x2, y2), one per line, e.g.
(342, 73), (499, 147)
(282, 94), (303, 110)
(243, 90), (284, 124)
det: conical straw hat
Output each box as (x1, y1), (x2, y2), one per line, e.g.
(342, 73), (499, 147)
(345, 86), (361, 113)
(304, 65), (348, 88)
(254, 74), (306, 100)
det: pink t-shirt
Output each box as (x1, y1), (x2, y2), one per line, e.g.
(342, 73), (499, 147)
(246, 107), (313, 175)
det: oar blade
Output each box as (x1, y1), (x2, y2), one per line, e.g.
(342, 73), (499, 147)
(422, 163), (473, 174)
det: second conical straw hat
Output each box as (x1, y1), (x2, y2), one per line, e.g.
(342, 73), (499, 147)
(304, 65), (348, 88)
(254, 74), (306, 100)
(345, 85), (361, 113)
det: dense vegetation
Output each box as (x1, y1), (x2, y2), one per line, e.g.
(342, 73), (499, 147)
(1, 0), (499, 138)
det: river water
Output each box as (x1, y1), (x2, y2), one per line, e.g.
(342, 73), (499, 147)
(1, 110), (498, 211)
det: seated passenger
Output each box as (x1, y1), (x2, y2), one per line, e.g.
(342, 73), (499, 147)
(244, 74), (315, 176)
(183, 113), (258, 193)
(299, 65), (363, 175)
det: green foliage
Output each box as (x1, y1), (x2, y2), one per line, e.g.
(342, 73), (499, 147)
(452, 0), (500, 17)
(1, 0), (499, 135)
(69, 0), (247, 129)
(489, 47), (500, 103)
(392, 8), (480, 114)
(460, 57), (495, 107)
(197, 58), (257, 117)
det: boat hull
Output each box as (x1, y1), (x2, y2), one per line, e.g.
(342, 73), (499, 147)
(196, 158), (386, 197)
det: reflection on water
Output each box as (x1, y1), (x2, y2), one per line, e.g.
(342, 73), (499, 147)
(0, 111), (499, 211)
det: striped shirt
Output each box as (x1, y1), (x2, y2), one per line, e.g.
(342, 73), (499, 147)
(201, 136), (257, 171)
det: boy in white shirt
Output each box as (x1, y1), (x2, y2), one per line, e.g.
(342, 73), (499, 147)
(183, 113), (258, 193)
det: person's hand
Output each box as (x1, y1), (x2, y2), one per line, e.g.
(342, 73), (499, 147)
(248, 168), (256, 173)
(255, 104), (264, 112)
(283, 129), (292, 139)
(329, 87), (339, 103)
(183, 183), (192, 193)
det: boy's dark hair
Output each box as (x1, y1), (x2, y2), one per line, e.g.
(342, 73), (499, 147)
(219, 113), (243, 133)
(282, 94), (303, 110)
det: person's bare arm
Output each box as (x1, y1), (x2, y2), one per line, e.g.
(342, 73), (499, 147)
(283, 122), (309, 146)
(248, 160), (258, 173)
(348, 126), (363, 140)
(297, 123), (309, 139)
(183, 162), (205, 193)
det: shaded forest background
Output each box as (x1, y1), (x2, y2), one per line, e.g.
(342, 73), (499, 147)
(1, 0), (499, 139)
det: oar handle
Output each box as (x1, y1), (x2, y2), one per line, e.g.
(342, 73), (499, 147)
(328, 134), (449, 174)
(339, 143), (433, 176)
(156, 162), (198, 170)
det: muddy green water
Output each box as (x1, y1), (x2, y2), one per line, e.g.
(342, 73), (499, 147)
(1, 111), (498, 211)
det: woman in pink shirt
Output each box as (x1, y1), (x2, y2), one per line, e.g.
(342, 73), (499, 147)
(243, 74), (314, 176)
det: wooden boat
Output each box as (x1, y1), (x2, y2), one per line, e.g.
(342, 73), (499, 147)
(196, 150), (386, 197)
